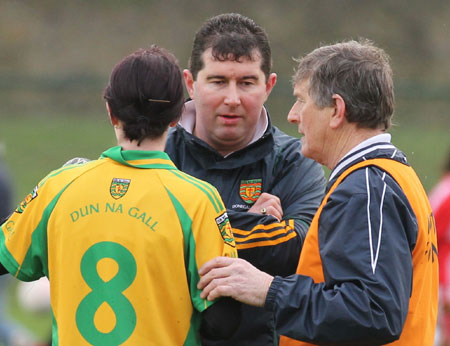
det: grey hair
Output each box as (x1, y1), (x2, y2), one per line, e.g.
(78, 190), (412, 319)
(293, 39), (394, 130)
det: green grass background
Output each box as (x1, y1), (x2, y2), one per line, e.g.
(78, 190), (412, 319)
(2, 113), (449, 202)
(1, 113), (114, 203)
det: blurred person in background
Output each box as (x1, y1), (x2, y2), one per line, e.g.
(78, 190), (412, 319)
(0, 145), (39, 346)
(165, 13), (325, 345)
(429, 149), (450, 346)
(0, 145), (15, 345)
(0, 46), (239, 345)
(0, 144), (13, 225)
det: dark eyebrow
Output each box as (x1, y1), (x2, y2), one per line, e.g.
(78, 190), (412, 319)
(241, 75), (259, 81)
(205, 75), (259, 81)
(206, 75), (226, 80)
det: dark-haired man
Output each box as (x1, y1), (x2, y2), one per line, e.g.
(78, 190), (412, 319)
(165, 13), (325, 345)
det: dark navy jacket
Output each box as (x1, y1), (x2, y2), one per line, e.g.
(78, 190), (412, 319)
(266, 135), (437, 345)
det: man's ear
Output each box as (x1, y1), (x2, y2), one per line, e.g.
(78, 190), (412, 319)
(106, 102), (118, 126)
(184, 69), (195, 99)
(265, 73), (277, 96)
(329, 94), (346, 129)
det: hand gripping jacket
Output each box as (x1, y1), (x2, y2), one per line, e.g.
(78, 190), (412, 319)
(273, 158), (438, 345)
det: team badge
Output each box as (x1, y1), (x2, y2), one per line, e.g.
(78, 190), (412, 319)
(239, 179), (262, 204)
(15, 185), (39, 214)
(215, 212), (235, 247)
(110, 178), (131, 199)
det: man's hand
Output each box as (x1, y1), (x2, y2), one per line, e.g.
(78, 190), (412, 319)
(248, 192), (283, 220)
(62, 157), (91, 167)
(198, 257), (274, 307)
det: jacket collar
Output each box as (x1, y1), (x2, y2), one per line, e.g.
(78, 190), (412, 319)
(174, 101), (275, 169)
(101, 146), (177, 170)
(179, 100), (269, 155)
(328, 133), (408, 185)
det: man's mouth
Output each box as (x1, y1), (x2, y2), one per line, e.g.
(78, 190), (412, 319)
(220, 114), (240, 118)
(218, 114), (241, 124)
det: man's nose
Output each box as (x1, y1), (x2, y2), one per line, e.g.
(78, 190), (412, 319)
(224, 84), (241, 106)
(287, 104), (300, 124)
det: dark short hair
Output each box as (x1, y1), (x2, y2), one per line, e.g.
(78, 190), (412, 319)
(103, 46), (184, 144)
(294, 39), (394, 130)
(189, 13), (272, 80)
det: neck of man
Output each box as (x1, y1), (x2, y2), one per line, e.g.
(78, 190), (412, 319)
(193, 126), (255, 157)
(115, 129), (168, 152)
(325, 125), (385, 170)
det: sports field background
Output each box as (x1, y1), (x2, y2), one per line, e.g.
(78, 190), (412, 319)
(1, 0), (449, 343)
(2, 111), (450, 203)
(1, 1), (449, 202)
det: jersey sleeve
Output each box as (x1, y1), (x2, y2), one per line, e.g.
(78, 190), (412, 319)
(1, 183), (50, 280)
(189, 185), (237, 313)
(0, 166), (77, 281)
(165, 175), (237, 313)
(265, 168), (416, 344)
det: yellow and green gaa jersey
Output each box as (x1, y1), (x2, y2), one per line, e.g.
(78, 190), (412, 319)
(0, 146), (237, 346)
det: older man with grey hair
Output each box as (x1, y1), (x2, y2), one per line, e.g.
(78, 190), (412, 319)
(198, 39), (439, 346)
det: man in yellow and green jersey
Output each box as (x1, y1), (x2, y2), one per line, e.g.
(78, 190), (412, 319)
(0, 146), (238, 345)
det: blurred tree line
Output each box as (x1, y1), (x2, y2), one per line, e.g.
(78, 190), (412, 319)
(0, 0), (449, 127)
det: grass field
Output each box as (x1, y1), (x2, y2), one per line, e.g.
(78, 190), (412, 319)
(1, 113), (114, 203)
(389, 125), (450, 192)
(2, 113), (449, 202)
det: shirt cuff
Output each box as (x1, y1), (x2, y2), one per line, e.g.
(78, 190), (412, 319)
(264, 275), (283, 312)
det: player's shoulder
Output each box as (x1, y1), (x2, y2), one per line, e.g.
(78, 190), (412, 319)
(16, 158), (103, 212)
(168, 169), (217, 192)
(165, 169), (222, 206)
(39, 157), (101, 189)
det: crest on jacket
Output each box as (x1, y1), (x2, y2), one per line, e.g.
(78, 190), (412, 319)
(110, 178), (131, 199)
(239, 179), (262, 204)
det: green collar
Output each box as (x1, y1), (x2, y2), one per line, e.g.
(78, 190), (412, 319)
(101, 146), (177, 170)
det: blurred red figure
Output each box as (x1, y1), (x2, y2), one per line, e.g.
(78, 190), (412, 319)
(429, 152), (450, 346)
